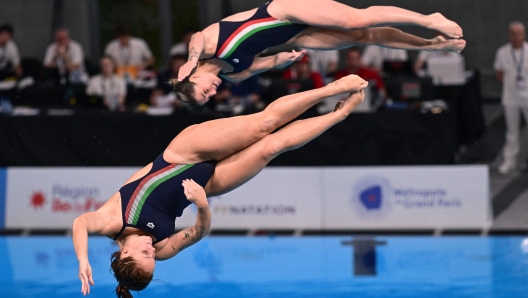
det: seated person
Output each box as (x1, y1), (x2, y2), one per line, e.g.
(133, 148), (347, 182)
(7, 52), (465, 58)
(206, 76), (264, 116)
(282, 54), (325, 92)
(86, 55), (127, 111)
(305, 49), (339, 79)
(414, 50), (466, 85)
(361, 45), (408, 72)
(335, 48), (387, 99)
(104, 26), (155, 82)
(150, 54), (186, 108)
(0, 23), (22, 79)
(44, 28), (87, 83)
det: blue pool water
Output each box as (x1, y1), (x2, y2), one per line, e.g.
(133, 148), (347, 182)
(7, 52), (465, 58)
(0, 236), (527, 297)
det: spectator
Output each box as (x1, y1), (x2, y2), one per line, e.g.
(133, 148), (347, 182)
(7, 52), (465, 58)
(207, 76), (264, 116)
(150, 54), (186, 108)
(86, 55), (126, 111)
(282, 54), (325, 89)
(0, 23), (22, 79)
(494, 21), (528, 174)
(44, 28), (87, 83)
(169, 29), (195, 56)
(104, 26), (155, 81)
(414, 51), (465, 84)
(335, 48), (386, 99)
(361, 45), (408, 72)
(305, 49), (339, 79)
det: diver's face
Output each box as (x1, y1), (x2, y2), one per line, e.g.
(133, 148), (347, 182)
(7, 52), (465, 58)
(189, 72), (222, 105)
(122, 235), (156, 273)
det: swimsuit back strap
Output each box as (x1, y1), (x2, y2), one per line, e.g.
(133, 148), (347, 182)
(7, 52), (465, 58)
(112, 223), (128, 241)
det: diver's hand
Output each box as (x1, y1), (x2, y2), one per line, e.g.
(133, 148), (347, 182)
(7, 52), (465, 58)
(329, 74), (368, 94)
(274, 50), (306, 68)
(178, 59), (198, 81)
(182, 179), (208, 207)
(78, 259), (94, 295)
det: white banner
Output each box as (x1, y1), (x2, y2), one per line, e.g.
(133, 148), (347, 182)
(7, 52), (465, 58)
(4, 166), (490, 230)
(5, 168), (138, 228)
(322, 166), (491, 229)
(175, 168), (322, 229)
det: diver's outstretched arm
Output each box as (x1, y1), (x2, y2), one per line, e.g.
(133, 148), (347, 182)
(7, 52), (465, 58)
(223, 50), (306, 82)
(72, 211), (109, 295)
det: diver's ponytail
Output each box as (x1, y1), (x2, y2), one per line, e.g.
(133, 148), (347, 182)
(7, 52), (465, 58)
(115, 284), (133, 298)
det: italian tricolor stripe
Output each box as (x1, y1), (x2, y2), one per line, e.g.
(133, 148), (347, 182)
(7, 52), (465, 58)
(125, 163), (195, 225)
(217, 17), (290, 59)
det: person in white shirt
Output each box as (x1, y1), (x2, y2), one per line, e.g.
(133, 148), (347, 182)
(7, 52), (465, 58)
(169, 29), (195, 57)
(414, 51), (465, 85)
(104, 26), (155, 81)
(44, 28), (87, 83)
(361, 45), (408, 72)
(494, 21), (528, 174)
(414, 51), (464, 72)
(86, 55), (127, 111)
(0, 23), (22, 78)
(305, 49), (339, 79)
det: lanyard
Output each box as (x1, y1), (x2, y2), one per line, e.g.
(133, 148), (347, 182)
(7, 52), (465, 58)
(101, 76), (116, 96)
(511, 45), (524, 79)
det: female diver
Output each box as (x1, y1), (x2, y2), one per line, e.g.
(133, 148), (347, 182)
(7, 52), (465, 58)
(173, 0), (466, 107)
(73, 74), (368, 297)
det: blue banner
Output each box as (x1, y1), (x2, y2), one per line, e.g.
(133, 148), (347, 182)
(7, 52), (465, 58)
(0, 168), (6, 228)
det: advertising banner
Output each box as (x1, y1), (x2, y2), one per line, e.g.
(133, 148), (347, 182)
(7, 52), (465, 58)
(322, 166), (490, 229)
(175, 168), (323, 229)
(3, 166), (490, 230)
(5, 168), (138, 228)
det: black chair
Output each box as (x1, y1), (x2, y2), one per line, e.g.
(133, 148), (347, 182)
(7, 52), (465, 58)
(384, 76), (434, 103)
(84, 58), (100, 77)
(20, 57), (43, 80)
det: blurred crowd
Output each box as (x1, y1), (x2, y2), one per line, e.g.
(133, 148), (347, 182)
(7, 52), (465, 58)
(0, 23), (467, 116)
(1, 21), (528, 173)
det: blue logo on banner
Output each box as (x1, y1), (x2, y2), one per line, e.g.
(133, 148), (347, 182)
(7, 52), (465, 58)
(0, 168), (6, 228)
(352, 176), (392, 217)
(360, 186), (382, 210)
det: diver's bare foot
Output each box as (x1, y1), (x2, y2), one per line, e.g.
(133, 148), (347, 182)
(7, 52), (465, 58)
(430, 35), (466, 53)
(334, 90), (365, 119)
(329, 74), (368, 95)
(426, 13), (463, 39)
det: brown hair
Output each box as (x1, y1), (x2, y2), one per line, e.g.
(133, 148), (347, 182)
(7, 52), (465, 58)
(168, 69), (201, 110)
(110, 251), (153, 298)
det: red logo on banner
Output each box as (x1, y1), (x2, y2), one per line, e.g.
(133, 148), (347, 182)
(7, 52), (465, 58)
(30, 191), (46, 209)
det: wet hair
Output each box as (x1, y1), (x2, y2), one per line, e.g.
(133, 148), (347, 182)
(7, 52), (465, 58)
(0, 23), (14, 35)
(168, 69), (201, 110)
(110, 251), (153, 298)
